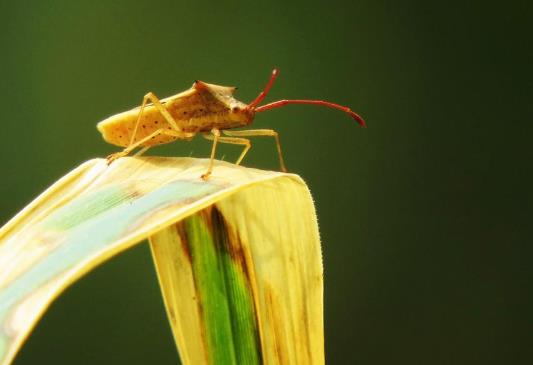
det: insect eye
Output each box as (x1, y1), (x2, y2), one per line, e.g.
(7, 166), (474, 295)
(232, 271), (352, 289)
(232, 107), (240, 113)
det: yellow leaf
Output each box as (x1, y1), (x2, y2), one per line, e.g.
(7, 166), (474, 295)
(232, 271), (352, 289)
(0, 157), (323, 365)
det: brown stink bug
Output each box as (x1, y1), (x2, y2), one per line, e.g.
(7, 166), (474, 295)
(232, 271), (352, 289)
(97, 69), (366, 179)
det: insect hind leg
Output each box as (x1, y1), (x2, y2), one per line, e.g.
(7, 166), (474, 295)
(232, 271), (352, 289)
(131, 92), (193, 142)
(107, 91), (195, 165)
(106, 129), (181, 164)
(134, 146), (151, 157)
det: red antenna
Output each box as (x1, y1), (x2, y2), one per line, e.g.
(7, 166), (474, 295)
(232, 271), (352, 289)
(249, 69), (367, 127)
(248, 69), (280, 108)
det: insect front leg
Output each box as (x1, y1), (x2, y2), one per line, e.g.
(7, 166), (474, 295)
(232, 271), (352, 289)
(222, 129), (287, 172)
(201, 128), (251, 179)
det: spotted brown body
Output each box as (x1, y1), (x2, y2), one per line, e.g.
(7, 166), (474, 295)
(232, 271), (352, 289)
(98, 81), (253, 147)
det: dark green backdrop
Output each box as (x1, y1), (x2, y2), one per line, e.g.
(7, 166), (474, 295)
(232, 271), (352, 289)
(1, 1), (530, 364)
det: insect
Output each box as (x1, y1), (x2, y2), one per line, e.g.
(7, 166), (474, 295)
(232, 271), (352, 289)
(97, 69), (366, 179)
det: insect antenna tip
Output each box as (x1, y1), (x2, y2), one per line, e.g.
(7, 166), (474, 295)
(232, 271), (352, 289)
(350, 112), (367, 128)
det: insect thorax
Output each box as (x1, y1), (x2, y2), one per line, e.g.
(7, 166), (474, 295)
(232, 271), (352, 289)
(164, 85), (253, 133)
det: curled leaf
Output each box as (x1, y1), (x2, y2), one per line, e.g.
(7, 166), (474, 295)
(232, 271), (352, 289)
(0, 157), (323, 365)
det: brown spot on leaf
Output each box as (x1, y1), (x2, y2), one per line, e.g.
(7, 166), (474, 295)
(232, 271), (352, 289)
(265, 286), (285, 364)
(174, 223), (192, 263)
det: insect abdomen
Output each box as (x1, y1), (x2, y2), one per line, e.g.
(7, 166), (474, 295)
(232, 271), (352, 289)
(97, 106), (183, 147)
(97, 106), (252, 147)
(97, 85), (253, 147)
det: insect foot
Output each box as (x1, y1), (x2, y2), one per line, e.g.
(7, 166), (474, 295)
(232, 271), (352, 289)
(106, 152), (127, 165)
(200, 171), (212, 181)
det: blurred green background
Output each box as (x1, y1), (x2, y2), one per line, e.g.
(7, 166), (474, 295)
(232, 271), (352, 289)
(1, 0), (531, 364)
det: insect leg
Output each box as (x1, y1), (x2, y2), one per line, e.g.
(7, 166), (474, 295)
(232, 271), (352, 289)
(202, 128), (220, 179)
(107, 128), (180, 164)
(134, 146), (151, 157)
(222, 129), (287, 172)
(201, 129), (251, 179)
(130, 92), (195, 140)
(128, 94), (150, 146)
(145, 93), (179, 131)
